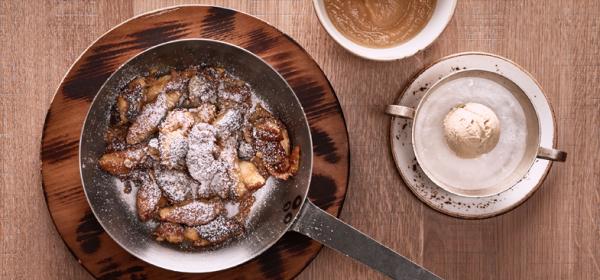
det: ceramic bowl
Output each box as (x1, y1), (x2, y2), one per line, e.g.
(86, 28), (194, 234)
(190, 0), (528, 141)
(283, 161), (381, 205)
(312, 0), (457, 61)
(386, 69), (566, 197)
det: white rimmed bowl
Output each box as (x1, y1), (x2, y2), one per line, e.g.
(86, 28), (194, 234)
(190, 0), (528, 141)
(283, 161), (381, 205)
(386, 52), (567, 218)
(312, 0), (457, 61)
(386, 69), (566, 197)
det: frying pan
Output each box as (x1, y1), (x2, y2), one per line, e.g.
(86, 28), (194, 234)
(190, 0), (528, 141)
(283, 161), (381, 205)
(80, 39), (440, 280)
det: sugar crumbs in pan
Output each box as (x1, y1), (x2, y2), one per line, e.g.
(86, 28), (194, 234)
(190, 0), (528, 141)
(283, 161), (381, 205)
(98, 65), (300, 249)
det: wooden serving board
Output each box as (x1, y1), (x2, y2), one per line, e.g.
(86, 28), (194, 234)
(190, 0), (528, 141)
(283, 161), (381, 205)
(40, 6), (349, 280)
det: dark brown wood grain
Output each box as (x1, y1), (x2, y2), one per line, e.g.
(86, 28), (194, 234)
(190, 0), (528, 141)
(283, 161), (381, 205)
(40, 6), (349, 280)
(4, 1), (599, 279)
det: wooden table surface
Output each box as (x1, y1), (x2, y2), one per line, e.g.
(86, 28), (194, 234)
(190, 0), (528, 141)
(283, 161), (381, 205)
(1, 1), (598, 279)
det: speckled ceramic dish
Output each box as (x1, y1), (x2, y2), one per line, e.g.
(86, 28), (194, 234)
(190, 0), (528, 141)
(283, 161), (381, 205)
(386, 52), (566, 219)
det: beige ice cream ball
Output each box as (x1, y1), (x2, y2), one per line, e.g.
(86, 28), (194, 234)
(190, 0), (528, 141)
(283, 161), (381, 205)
(442, 102), (501, 158)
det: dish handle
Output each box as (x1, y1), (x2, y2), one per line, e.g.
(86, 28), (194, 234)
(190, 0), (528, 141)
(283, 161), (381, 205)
(537, 147), (567, 162)
(291, 200), (441, 280)
(385, 105), (416, 119)
(386, 104), (568, 163)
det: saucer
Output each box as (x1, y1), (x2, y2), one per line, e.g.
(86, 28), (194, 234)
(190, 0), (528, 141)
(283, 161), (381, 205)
(389, 52), (557, 219)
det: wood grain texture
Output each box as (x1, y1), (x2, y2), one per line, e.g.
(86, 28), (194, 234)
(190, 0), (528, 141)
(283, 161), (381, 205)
(1, 0), (599, 279)
(40, 5), (349, 280)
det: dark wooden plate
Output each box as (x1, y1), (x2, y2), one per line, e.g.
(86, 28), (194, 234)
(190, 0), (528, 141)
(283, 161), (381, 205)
(41, 5), (349, 280)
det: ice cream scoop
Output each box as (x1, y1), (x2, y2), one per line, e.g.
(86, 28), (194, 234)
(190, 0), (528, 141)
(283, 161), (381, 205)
(443, 102), (500, 158)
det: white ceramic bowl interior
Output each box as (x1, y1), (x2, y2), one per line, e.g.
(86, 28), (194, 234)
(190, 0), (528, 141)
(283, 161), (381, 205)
(313, 0), (457, 61)
(411, 69), (541, 197)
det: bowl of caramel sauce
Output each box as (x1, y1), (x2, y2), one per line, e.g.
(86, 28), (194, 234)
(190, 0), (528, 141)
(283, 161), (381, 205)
(313, 0), (456, 61)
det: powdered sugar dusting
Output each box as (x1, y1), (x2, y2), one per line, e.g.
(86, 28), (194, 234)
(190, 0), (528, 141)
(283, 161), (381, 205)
(189, 74), (217, 104)
(114, 177), (137, 213)
(127, 93), (170, 144)
(98, 65), (298, 249)
(159, 131), (188, 168)
(193, 216), (243, 243)
(162, 201), (223, 226)
(155, 168), (195, 203)
(246, 179), (276, 227)
(224, 201), (240, 218)
(186, 123), (221, 185)
(214, 109), (243, 139)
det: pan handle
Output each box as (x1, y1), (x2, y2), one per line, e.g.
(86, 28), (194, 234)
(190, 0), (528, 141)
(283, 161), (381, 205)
(291, 200), (442, 280)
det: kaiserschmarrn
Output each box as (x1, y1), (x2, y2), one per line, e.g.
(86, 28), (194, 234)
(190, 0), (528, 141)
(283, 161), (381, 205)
(98, 65), (300, 248)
